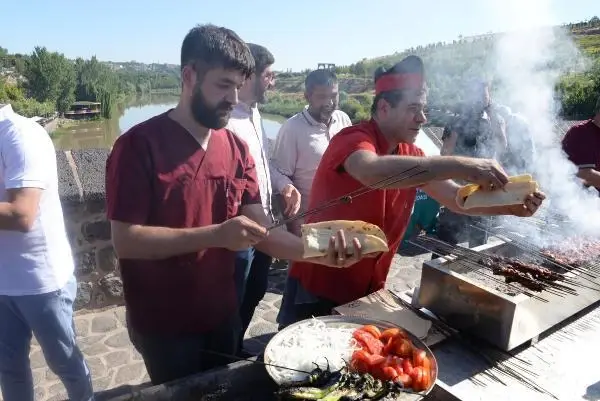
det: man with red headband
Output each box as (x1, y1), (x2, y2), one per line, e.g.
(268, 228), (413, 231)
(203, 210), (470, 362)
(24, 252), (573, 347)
(277, 56), (546, 327)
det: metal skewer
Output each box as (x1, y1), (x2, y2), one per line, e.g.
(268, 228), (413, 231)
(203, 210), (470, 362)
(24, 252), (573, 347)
(267, 166), (430, 231)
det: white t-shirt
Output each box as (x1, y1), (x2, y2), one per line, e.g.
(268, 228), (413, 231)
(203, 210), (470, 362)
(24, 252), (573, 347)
(0, 105), (74, 295)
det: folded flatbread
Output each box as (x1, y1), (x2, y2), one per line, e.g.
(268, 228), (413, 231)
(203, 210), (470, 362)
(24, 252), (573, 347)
(457, 174), (539, 210)
(301, 220), (389, 259)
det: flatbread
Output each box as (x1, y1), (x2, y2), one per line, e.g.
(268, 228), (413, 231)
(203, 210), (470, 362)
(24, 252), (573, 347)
(301, 220), (389, 259)
(457, 174), (539, 210)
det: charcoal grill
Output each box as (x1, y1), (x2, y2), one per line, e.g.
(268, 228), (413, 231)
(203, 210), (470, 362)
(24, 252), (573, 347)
(417, 239), (600, 351)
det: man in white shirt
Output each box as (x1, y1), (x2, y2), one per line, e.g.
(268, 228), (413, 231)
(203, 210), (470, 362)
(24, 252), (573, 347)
(0, 104), (94, 401)
(270, 69), (352, 235)
(225, 44), (281, 356)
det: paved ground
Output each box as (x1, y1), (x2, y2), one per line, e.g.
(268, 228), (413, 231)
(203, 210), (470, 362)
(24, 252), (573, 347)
(5, 249), (431, 401)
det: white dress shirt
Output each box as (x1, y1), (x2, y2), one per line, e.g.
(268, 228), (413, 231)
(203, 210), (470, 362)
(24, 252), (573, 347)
(226, 102), (275, 221)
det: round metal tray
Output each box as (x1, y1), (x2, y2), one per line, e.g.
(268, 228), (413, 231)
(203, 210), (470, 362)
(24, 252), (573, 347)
(264, 315), (437, 400)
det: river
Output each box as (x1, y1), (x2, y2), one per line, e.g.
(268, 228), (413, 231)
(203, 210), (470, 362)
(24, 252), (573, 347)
(52, 95), (286, 151)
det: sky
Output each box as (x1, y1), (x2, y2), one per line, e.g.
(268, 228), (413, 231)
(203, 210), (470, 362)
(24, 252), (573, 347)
(0, 0), (596, 71)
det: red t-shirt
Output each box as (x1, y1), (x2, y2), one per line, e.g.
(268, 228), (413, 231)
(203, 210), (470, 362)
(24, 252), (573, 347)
(289, 119), (425, 305)
(105, 112), (261, 336)
(562, 120), (600, 191)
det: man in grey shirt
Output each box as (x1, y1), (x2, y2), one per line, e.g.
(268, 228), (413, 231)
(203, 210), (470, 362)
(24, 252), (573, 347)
(270, 69), (352, 235)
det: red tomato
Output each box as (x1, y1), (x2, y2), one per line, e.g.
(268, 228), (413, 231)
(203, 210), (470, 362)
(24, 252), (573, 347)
(413, 349), (427, 367)
(381, 366), (399, 381)
(411, 366), (425, 391)
(422, 355), (431, 372)
(353, 330), (384, 355)
(351, 350), (371, 374)
(380, 328), (407, 342)
(360, 325), (382, 339)
(366, 354), (386, 367)
(420, 368), (431, 391)
(382, 337), (395, 356)
(402, 358), (414, 376)
(393, 339), (413, 358)
(396, 373), (413, 388)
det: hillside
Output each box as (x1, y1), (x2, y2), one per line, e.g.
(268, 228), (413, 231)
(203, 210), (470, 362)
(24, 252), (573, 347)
(267, 16), (600, 123)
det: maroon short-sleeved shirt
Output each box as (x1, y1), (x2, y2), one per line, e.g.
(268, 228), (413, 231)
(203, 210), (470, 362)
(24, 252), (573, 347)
(562, 120), (600, 191)
(105, 111), (261, 336)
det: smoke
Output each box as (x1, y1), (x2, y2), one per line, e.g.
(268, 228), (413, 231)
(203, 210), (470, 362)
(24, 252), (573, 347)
(485, 0), (600, 245)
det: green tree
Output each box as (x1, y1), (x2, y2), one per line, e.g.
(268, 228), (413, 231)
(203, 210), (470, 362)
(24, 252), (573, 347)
(23, 47), (76, 113)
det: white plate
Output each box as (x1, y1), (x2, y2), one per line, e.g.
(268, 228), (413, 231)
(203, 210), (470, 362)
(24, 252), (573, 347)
(263, 315), (438, 400)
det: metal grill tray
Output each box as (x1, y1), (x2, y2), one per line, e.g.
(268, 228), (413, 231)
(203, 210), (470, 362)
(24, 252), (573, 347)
(418, 240), (600, 351)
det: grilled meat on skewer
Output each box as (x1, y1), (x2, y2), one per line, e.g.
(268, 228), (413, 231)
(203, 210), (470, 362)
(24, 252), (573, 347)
(486, 256), (563, 281)
(479, 258), (547, 292)
(541, 238), (600, 267)
(491, 264), (547, 292)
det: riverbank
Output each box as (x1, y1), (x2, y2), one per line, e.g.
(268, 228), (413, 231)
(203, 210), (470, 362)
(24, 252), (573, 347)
(49, 98), (284, 151)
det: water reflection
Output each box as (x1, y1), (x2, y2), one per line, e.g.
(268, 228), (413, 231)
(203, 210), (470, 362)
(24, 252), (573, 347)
(53, 95), (286, 151)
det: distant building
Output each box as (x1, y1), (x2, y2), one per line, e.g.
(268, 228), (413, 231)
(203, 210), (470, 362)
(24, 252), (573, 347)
(64, 101), (101, 120)
(317, 63), (336, 70)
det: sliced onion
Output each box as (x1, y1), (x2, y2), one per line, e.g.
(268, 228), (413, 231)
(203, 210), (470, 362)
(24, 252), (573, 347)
(265, 318), (361, 383)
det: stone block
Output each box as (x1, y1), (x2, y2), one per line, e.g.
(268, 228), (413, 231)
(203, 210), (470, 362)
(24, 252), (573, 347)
(71, 149), (109, 203)
(74, 282), (93, 310)
(74, 317), (90, 336)
(113, 362), (145, 385)
(97, 246), (118, 272)
(92, 375), (112, 392)
(55, 150), (82, 205)
(82, 220), (111, 242)
(82, 342), (110, 357)
(85, 356), (107, 379)
(86, 199), (106, 214)
(75, 251), (96, 275)
(104, 330), (130, 349)
(93, 289), (106, 308)
(29, 349), (46, 369)
(78, 334), (105, 348)
(99, 273), (123, 298)
(91, 314), (118, 334)
(104, 350), (130, 367)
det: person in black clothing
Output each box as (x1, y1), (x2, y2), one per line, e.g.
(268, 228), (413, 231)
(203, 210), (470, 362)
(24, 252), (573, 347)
(435, 81), (507, 254)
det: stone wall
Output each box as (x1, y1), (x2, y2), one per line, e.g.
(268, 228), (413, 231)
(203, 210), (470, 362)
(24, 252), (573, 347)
(57, 149), (122, 311)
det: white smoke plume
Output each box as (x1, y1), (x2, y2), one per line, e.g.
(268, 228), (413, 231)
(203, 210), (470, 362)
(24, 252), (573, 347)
(485, 0), (600, 245)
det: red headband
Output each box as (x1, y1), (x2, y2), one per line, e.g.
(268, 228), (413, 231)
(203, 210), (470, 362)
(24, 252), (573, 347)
(374, 73), (424, 95)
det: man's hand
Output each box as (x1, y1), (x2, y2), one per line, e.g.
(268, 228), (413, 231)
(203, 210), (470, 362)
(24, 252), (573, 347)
(506, 192), (546, 217)
(216, 215), (268, 251)
(304, 229), (369, 268)
(281, 184), (301, 217)
(456, 158), (510, 190)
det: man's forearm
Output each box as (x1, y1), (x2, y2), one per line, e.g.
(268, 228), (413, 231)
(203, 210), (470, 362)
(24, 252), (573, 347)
(360, 155), (468, 188)
(0, 202), (28, 231)
(254, 227), (305, 261)
(111, 222), (220, 260)
(577, 169), (600, 188)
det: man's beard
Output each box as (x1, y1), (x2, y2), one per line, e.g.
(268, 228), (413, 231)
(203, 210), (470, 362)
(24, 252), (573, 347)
(316, 106), (335, 123)
(190, 86), (233, 129)
(255, 80), (267, 104)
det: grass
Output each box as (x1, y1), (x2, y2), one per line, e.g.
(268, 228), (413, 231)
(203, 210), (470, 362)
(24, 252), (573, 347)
(575, 33), (600, 56)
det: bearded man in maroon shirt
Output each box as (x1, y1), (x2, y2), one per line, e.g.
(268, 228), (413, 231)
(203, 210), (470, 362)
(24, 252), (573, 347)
(105, 24), (363, 385)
